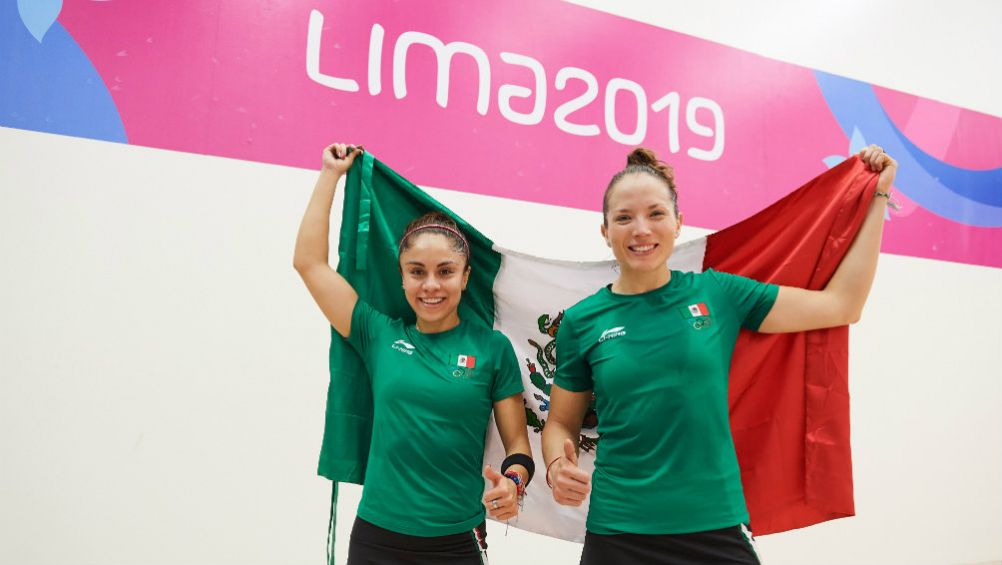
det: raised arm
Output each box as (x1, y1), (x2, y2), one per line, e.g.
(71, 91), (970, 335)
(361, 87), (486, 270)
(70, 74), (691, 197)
(758, 145), (897, 333)
(293, 143), (361, 338)
(541, 385), (593, 506)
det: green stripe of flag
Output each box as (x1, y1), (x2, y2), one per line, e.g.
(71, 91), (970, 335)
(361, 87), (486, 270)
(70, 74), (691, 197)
(318, 152), (502, 482)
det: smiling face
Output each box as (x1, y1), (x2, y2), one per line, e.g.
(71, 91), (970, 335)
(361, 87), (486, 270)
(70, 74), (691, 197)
(399, 232), (470, 333)
(601, 172), (683, 283)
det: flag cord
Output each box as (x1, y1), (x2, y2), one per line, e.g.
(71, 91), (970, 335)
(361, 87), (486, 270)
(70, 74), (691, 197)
(354, 151), (374, 271)
(326, 482), (338, 565)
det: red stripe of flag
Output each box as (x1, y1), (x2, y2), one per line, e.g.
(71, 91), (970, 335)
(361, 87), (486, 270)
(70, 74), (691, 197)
(702, 156), (877, 535)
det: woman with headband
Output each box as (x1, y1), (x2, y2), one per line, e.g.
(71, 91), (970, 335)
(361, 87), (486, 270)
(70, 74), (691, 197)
(542, 145), (896, 564)
(294, 143), (533, 565)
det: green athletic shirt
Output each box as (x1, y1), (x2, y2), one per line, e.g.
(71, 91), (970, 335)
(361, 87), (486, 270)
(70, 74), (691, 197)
(346, 300), (524, 536)
(554, 269), (779, 535)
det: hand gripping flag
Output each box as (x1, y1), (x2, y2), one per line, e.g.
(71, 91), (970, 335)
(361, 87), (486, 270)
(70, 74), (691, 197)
(318, 150), (878, 542)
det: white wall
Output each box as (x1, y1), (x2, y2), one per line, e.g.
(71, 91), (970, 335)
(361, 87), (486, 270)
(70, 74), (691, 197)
(2, 1), (1000, 564)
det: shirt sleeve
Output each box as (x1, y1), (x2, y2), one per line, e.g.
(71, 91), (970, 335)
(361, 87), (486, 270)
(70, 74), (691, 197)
(553, 311), (594, 392)
(345, 299), (395, 357)
(490, 331), (525, 402)
(705, 269), (779, 331)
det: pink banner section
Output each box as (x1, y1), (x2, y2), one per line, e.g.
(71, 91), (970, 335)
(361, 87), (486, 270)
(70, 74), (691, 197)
(56, 0), (1001, 267)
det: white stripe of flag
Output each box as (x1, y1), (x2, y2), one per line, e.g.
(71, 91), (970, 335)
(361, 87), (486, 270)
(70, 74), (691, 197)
(483, 238), (707, 542)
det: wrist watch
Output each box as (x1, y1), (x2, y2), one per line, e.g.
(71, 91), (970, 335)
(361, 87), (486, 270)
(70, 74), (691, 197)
(874, 190), (901, 210)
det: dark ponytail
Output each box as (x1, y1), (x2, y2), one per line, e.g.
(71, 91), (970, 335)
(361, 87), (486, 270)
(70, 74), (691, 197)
(397, 212), (471, 268)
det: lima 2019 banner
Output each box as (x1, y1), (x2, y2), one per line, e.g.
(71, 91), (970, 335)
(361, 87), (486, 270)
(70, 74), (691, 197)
(3, 0), (1000, 268)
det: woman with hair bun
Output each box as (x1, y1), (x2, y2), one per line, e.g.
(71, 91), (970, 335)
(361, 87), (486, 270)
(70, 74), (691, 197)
(294, 143), (533, 565)
(542, 145), (896, 564)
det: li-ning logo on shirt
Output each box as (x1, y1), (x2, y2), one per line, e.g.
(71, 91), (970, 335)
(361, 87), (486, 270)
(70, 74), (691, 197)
(598, 326), (626, 343)
(391, 339), (415, 355)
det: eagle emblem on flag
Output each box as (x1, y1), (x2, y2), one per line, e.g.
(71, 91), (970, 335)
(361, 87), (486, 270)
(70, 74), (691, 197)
(523, 310), (600, 453)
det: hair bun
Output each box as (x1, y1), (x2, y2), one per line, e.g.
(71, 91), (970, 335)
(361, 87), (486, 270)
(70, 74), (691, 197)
(626, 147), (658, 167)
(602, 147), (680, 222)
(626, 147), (676, 186)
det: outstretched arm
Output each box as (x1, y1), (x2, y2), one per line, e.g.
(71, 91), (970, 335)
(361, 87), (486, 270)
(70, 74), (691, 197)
(293, 143), (362, 338)
(758, 145), (897, 333)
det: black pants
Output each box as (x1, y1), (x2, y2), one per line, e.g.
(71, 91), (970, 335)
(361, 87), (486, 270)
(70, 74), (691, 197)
(347, 516), (488, 565)
(580, 524), (760, 565)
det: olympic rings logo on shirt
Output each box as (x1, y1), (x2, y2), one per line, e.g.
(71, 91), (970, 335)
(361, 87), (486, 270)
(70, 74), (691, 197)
(689, 318), (712, 330)
(451, 367), (477, 379)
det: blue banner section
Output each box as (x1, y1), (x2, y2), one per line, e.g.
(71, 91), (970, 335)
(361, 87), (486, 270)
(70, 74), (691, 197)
(815, 71), (1002, 227)
(1, 0), (126, 143)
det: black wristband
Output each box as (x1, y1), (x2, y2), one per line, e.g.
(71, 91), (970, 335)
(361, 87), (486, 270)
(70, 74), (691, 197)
(500, 453), (536, 487)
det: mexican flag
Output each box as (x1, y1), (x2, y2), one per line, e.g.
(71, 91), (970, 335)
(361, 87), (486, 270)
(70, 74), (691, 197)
(318, 150), (878, 540)
(688, 302), (710, 317)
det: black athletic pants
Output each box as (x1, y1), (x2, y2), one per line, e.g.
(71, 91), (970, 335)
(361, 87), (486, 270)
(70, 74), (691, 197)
(347, 516), (489, 565)
(580, 524), (760, 565)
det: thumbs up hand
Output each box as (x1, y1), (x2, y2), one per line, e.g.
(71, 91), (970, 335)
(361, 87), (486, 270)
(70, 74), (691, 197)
(549, 438), (591, 507)
(563, 437), (578, 465)
(482, 464), (519, 521)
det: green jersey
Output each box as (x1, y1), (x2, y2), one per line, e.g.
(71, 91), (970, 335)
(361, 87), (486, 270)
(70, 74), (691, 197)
(346, 300), (524, 536)
(554, 269), (778, 535)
